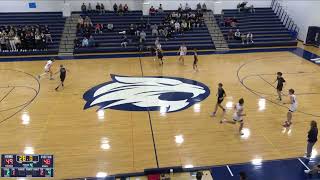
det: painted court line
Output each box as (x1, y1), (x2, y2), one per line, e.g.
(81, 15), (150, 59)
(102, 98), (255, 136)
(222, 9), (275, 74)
(297, 158), (310, 170)
(226, 165), (234, 176)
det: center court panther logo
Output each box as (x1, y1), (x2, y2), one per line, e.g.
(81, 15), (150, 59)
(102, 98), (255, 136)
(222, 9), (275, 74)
(83, 75), (210, 113)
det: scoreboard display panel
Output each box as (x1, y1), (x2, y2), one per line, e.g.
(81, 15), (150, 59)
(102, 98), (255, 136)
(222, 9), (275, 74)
(1, 154), (54, 177)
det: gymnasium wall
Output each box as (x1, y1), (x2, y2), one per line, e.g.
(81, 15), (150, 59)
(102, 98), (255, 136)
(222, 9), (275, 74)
(277, 0), (320, 42)
(0, 0), (271, 14)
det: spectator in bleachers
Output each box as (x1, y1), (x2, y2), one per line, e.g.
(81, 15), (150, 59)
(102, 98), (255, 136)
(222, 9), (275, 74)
(305, 163), (320, 175)
(151, 24), (159, 37)
(118, 4), (124, 15)
(174, 21), (180, 33)
(88, 3), (92, 14)
(140, 30), (146, 43)
(44, 25), (52, 43)
(129, 24), (136, 36)
(250, 5), (255, 13)
(185, 3), (191, 12)
(74, 37), (81, 48)
(158, 4), (163, 13)
(35, 33), (41, 50)
(107, 23), (114, 32)
(234, 29), (241, 40)
(241, 33), (246, 44)
(100, 3), (105, 14)
(121, 35), (128, 48)
(237, 2), (248, 12)
(246, 32), (253, 44)
(239, 171), (247, 180)
(96, 3), (101, 14)
(227, 29), (234, 40)
(14, 34), (21, 50)
(113, 3), (118, 12)
(82, 36), (88, 47)
(8, 30), (16, 51)
(196, 3), (202, 11)
(178, 4), (183, 12)
(124, 4), (129, 13)
(81, 3), (86, 13)
(181, 21), (188, 33)
(88, 35), (95, 47)
(95, 23), (103, 34)
(77, 16), (84, 28)
(149, 6), (156, 16)
(202, 3), (207, 11)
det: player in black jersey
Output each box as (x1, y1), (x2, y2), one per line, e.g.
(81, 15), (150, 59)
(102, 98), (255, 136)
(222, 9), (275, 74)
(157, 49), (164, 65)
(211, 83), (226, 117)
(274, 72), (286, 101)
(55, 65), (69, 91)
(193, 49), (198, 71)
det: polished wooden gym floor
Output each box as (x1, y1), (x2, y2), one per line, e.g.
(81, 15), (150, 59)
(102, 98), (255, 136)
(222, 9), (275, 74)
(0, 46), (319, 179)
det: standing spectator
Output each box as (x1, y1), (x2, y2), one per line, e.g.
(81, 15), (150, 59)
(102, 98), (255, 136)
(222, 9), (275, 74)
(88, 3), (92, 14)
(82, 37), (89, 47)
(100, 3), (105, 14)
(95, 3), (101, 14)
(44, 25), (52, 43)
(178, 3), (183, 14)
(121, 35), (128, 47)
(81, 3), (86, 13)
(174, 21), (180, 33)
(118, 4), (124, 15)
(246, 32), (253, 44)
(14, 34), (21, 51)
(228, 29), (234, 40)
(113, 3), (118, 12)
(196, 171), (203, 180)
(250, 5), (255, 13)
(202, 3), (207, 11)
(306, 120), (318, 159)
(34, 33), (41, 50)
(124, 4), (129, 12)
(196, 3), (202, 11)
(149, 6), (156, 16)
(8, 30), (16, 51)
(185, 3), (191, 12)
(158, 4), (163, 13)
(234, 29), (241, 40)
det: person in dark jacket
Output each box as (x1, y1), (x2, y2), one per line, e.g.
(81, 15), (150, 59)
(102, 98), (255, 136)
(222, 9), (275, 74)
(306, 120), (318, 158)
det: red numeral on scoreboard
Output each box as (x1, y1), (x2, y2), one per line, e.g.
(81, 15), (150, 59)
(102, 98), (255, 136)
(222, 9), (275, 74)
(43, 159), (51, 165)
(5, 159), (13, 165)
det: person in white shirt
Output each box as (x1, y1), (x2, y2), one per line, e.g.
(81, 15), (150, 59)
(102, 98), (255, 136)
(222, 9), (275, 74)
(283, 89), (297, 127)
(174, 22), (180, 33)
(177, 43), (187, 64)
(221, 98), (246, 135)
(38, 58), (55, 80)
(247, 32), (253, 44)
(234, 29), (241, 40)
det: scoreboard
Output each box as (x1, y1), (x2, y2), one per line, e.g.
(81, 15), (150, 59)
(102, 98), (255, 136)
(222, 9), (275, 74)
(1, 154), (54, 177)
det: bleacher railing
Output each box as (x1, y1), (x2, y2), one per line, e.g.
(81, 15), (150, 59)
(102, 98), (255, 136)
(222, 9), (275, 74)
(271, 0), (299, 38)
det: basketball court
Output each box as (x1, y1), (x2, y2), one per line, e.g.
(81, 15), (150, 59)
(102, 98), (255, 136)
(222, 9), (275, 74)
(0, 46), (319, 179)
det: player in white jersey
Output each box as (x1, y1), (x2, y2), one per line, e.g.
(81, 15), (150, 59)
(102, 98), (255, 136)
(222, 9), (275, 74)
(221, 98), (246, 135)
(177, 43), (187, 65)
(38, 58), (55, 80)
(283, 89), (297, 127)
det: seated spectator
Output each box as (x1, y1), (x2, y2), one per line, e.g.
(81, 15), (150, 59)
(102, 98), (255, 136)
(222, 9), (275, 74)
(81, 3), (86, 13)
(149, 6), (156, 15)
(227, 29), (234, 40)
(151, 24), (158, 37)
(140, 30), (146, 43)
(247, 32), (253, 44)
(88, 3), (92, 14)
(121, 35), (128, 47)
(129, 24), (136, 35)
(82, 37), (89, 47)
(107, 23), (114, 31)
(95, 23), (103, 34)
(74, 37), (81, 48)
(158, 4), (163, 13)
(234, 29), (241, 40)
(118, 4), (124, 15)
(100, 3), (105, 14)
(202, 3), (207, 11)
(174, 21), (180, 32)
(88, 35), (95, 47)
(124, 4), (129, 12)
(14, 34), (21, 51)
(154, 37), (160, 47)
(181, 21), (188, 32)
(305, 163), (320, 176)
(113, 3), (118, 12)
(250, 5), (255, 13)
(77, 16), (84, 29)
(96, 3), (101, 13)
(241, 33), (246, 44)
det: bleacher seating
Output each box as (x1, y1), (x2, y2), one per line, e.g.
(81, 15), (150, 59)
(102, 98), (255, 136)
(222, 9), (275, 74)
(0, 12), (65, 55)
(74, 10), (215, 54)
(215, 8), (297, 48)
